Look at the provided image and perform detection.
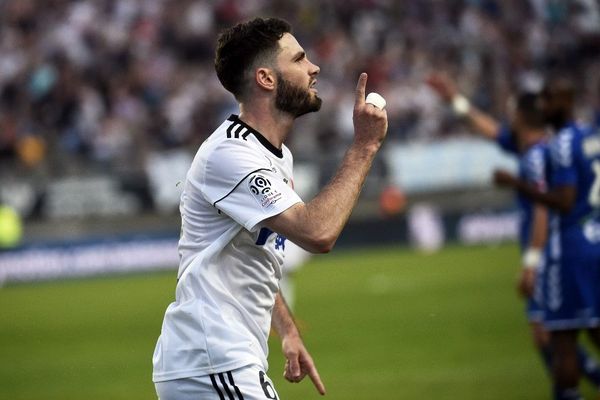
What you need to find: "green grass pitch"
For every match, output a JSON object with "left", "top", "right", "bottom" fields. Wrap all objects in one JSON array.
[{"left": 0, "top": 243, "right": 597, "bottom": 399}]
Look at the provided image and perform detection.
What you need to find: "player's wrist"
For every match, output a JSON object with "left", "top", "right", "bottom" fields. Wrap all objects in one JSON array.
[
  {"left": 451, "top": 95, "right": 471, "bottom": 116},
  {"left": 522, "top": 248, "right": 542, "bottom": 270},
  {"left": 281, "top": 330, "right": 302, "bottom": 346},
  {"left": 349, "top": 139, "right": 381, "bottom": 156}
]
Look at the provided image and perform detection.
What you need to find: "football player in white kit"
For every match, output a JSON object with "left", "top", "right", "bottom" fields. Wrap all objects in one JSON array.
[{"left": 153, "top": 17, "right": 388, "bottom": 399}]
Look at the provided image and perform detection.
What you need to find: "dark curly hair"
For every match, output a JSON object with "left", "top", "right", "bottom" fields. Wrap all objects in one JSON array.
[{"left": 215, "top": 18, "right": 292, "bottom": 101}]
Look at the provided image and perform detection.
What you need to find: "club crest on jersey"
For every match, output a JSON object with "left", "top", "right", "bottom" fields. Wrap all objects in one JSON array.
[{"left": 248, "top": 174, "right": 282, "bottom": 208}]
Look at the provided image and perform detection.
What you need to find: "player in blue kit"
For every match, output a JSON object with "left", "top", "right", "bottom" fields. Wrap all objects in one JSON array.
[
  {"left": 495, "top": 78, "right": 600, "bottom": 400},
  {"left": 428, "top": 74, "right": 600, "bottom": 398}
]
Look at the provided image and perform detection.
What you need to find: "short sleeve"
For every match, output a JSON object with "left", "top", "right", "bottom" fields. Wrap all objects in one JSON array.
[
  {"left": 200, "top": 140, "right": 302, "bottom": 232},
  {"left": 215, "top": 169, "right": 302, "bottom": 232},
  {"left": 523, "top": 145, "right": 548, "bottom": 192},
  {"left": 550, "top": 128, "right": 578, "bottom": 186},
  {"left": 496, "top": 123, "right": 518, "bottom": 154}
]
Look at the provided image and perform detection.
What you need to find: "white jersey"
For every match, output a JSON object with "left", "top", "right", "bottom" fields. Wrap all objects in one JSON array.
[{"left": 153, "top": 115, "right": 302, "bottom": 382}]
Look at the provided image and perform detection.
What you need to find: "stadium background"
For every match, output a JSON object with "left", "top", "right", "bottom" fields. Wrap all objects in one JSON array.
[{"left": 1, "top": 0, "right": 600, "bottom": 398}]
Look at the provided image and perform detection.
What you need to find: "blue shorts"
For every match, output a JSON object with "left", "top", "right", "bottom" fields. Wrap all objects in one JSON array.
[{"left": 542, "top": 225, "right": 600, "bottom": 331}]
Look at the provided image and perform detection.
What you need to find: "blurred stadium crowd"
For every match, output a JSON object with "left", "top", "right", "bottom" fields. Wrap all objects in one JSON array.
[{"left": 1, "top": 0, "right": 600, "bottom": 222}]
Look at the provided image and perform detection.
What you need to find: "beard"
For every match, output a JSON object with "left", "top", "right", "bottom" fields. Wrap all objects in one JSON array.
[{"left": 275, "top": 73, "right": 322, "bottom": 118}]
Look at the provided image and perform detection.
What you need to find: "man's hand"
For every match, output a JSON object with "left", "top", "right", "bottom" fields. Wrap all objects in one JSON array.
[
  {"left": 352, "top": 73, "right": 388, "bottom": 152},
  {"left": 517, "top": 268, "right": 536, "bottom": 298},
  {"left": 493, "top": 169, "right": 519, "bottom": 188},
  {"left": 281, "top": 333, "right": 326, "bottom": 395},
  {"left": 426, "top": 73, "right": 458, "bottom": 102}
]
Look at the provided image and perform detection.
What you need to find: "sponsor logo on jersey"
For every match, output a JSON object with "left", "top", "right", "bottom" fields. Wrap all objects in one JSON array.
[{"left": 248, "top": 174, "right": 282, "bottom": 208}]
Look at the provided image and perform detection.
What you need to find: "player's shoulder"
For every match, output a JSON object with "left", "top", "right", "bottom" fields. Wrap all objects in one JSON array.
[
  {"left": 550, "top": 123, "right": 582, "bottom": 166},
  {"left": 521, "top": 141, "right": 547, "bottom": 176},
  {"left": 205, "top": 115, "right": 259, "bottom": 149},
  {"left": 524, "top": 143, "right": 546, "bottom": 164},
  {"left": 554, "top": 122, "right": 586, "bottom": 143},
  {"left": 203, "top": 115, "right": 271, "bottom": 166},
  {"left": 582, "top": 122, "right": 600, "bottom": 138},
  {"left": 581, "top": 123, "right": 600, "bottom": 160},
  {"left": 495, "top": 123, "right": 518, "bottom": 154},
  {"left": 187, "top": 116, "right": 272, "bottom": 195},
  {"left": 520, "top": 136, "right": 547, "bottom": 161},
  {"left": 527, "top": 138, "right": 548, "bottom": 154},
  {"left": 281, "top": 143, "right": 293, "bottom": 162}
]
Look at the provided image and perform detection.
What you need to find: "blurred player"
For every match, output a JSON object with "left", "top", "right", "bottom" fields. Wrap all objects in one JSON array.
[
  {"left": 152, "top": 18, "right": 388, "bottom": 400},
  {"left": 428, "top": 74, "right": 600, "bottom": 397},
  {"left": 279, "top": 240, "right": 311, "bottom": 310},
  {"left": 494, "top": 78, "right": 600, "bottom": 400}
]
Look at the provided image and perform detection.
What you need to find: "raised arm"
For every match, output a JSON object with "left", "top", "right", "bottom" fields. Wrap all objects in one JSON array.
[
  {"left": 264, "top": 73, "right": 388, "bottom": 253},
  {"left": 272, "top": 292, "right": 326, "bottom": 395},
  {"left": 426, "top": 73, "right": 500, "bottom": 140}
]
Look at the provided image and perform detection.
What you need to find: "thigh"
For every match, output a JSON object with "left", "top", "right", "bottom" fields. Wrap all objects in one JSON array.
[{"left": 155, "top": 364, "right": 281, "bottom": 400}]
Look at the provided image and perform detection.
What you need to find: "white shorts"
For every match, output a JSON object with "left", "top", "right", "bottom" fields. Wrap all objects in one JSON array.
[{"left": 155, "top": 364, "right": 280, "bottom": 400}]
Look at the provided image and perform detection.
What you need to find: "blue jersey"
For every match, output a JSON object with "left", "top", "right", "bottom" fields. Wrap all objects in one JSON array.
[
  {"left": 549, "top": 122, "right": 600, "bottom": 232},
  {"left": 540, "top": 123, "right": 600, "bottom": 330},
  {"left": 497, "top": 125, "right": 550, "bottom": 251}
]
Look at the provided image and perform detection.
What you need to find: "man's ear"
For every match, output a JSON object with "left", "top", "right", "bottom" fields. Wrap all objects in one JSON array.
[{"left": 256, "top": 67, "right": 276, "bottom": 92}]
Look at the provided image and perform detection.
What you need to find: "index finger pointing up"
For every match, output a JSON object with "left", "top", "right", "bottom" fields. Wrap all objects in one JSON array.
[{"left": 355, "top": 73, "right": 367, "bottom": 107}]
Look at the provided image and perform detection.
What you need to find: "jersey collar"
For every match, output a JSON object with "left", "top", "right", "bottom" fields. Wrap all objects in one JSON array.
[{"left": 228, "top": 115, "right": 283, "bottom": 158}]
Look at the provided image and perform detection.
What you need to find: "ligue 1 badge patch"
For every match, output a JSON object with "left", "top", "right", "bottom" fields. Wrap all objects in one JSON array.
[{"left": 248, "top": 174, "right": 282, "bottom": 209}]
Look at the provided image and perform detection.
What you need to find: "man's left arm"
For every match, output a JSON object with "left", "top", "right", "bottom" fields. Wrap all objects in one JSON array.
[{"left": 272, "top": 293, "right": 326, "bottom": 395}]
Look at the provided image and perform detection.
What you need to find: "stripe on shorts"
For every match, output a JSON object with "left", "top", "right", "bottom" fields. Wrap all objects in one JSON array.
[
  {"left": 210, "top": 371, "right": 244, "bottom": 400},
  {"left": 227, "top": 371, "right": 244, "bottom": 400},
  {"left": 210, "top": 374, "right": 226, "bottom": 400},
  {"left": 218, "top": 373, "right": 235, "bottom": 400}
]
